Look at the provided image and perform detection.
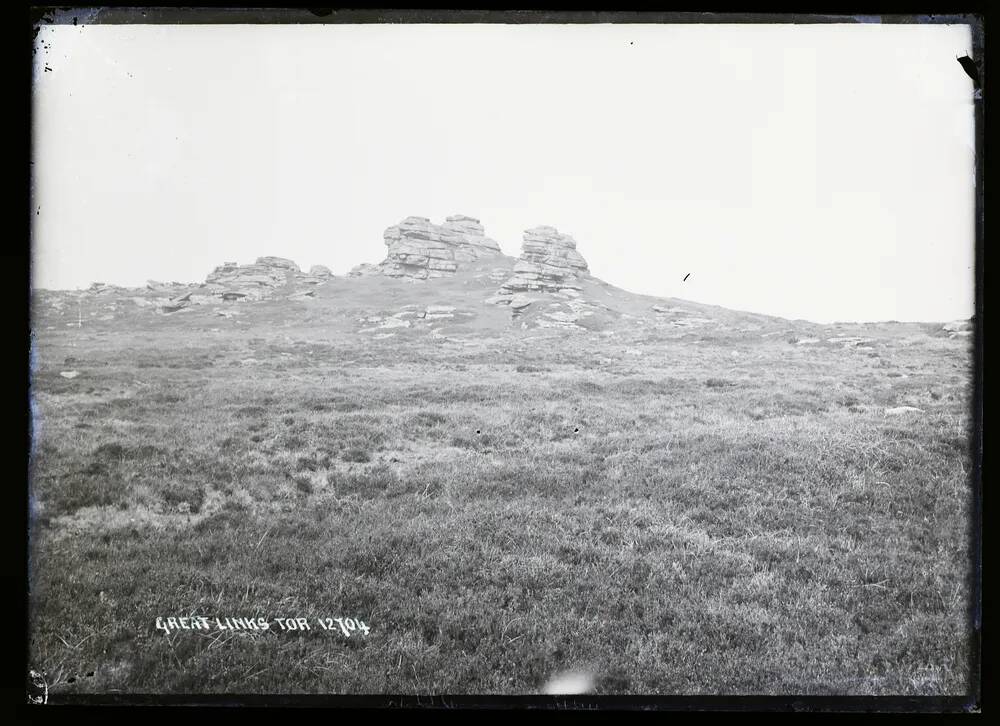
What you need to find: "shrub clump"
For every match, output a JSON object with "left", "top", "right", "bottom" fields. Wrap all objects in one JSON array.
[
  {"left": 161, "top": 483, "right": 206, "bottom": 513},
  {"left": 412, "top": 411, "right": 448, "bottom": 428},
  {"left": 515, "top": 364, "right": 550, "bottom": 373},
  {"left": 705, "top": 378, "right": 734, "bottom": 388},
  {"left": 342, "top": 447, "right": 371, "bottom": 463}
]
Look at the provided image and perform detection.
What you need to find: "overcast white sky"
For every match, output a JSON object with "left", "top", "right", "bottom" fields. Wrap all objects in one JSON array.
[{"left": 32, "top": 22, "right": 975, "bottom": 323}]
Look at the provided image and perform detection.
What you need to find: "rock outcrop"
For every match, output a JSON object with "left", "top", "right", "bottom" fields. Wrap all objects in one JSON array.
[
  {"left": 357, "top": 304, "right": 473, "bottom": 334},
  {"left": 256, "top": 256, "right": 301, "bottom": 273},
  {"left": 942, "top": 319, "right": 973, "bottom": 338},
  {"left": 485, "top": 227, "right": 607, "bottom": 329},
  {"left": 375, "top": 215, "right": 502, "bottom": 280},
  {"left": 491, "top": 226, "right": 590, "bottom": 305},
  {"left": 204, "top": 256, "right": 302, "bottom": 301},
  {"left": 294, "top": 265, "right": 335, "bottom": 286}
]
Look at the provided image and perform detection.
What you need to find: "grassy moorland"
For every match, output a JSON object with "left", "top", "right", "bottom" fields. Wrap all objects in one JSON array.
[{"left": 27, "top": 272, "right": 975, "bottom": 696}]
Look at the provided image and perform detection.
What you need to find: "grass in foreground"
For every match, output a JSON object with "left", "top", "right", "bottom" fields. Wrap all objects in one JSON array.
[{"left": 27, "top": 319, "right": 974, "bottom": 695}]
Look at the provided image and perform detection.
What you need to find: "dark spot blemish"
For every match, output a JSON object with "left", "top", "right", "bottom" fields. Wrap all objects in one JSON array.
[{"left": 957, "top": 55, "right": 980, "bottom": 89}]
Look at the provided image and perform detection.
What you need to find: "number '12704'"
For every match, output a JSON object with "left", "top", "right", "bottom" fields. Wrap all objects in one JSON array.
[{"left": 318, "top": 617, "right": 371, "bottom": 637}]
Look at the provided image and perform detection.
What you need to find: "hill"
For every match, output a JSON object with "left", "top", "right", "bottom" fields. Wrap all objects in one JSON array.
[{"left": 27, "top": 217, "right": 975, "bottom": 697}]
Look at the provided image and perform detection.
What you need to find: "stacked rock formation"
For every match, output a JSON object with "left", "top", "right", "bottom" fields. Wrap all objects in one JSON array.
[
  {"left": 256, "top": 256, "right": 301, "bottom": 273},
  {"left": 491, "top": 226, "right": 590, "bottom": 305},
  {"left": 440, "top": 215, "right": 503, "bottom": 259},
  {"left": 204, "top": 256, "right": 302, "bottom": 301},
  {"left": 376, "top": 215, "right": 502, "bottom": 280}
]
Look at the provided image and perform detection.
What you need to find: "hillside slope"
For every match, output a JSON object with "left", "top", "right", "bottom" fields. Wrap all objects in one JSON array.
[{"left": 27, "top": 224, "right": 975, "bottom": 697}]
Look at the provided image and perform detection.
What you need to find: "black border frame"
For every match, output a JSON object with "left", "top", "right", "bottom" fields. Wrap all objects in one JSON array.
[{"left": 17, "top": 5, "right": 985, "bottom": 714}]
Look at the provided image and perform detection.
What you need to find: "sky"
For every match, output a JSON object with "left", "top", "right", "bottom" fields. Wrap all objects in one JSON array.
[{"left": 31, "top": 22, "right": 976, "bottom": 323}]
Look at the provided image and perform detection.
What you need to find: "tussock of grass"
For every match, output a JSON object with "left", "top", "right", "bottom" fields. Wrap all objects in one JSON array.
[{"left": 341, "top": 447, "right": 372, "bottom": 464}]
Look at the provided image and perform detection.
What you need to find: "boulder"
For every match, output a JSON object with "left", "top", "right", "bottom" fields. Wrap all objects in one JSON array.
[
  {"left": 348, "top": 263, "right": 379, "bottom": 277},
  {"left": 827, "top": 336, "right": 874, "bottom": 347},
  {"left": 943, "top": 319, "right": 973, "bottom": 333},
  {"left": 295, "top": 275, "right": 331, "bottom": 286},
  {"left": 359, "top": 316, "right": 412, "bottom": 333},
  {"left": 885, "top": 406, "right": 924, "bottom": 416},
  {"left": 424, "top": 305, "right": 456, "bottom": 319}
]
